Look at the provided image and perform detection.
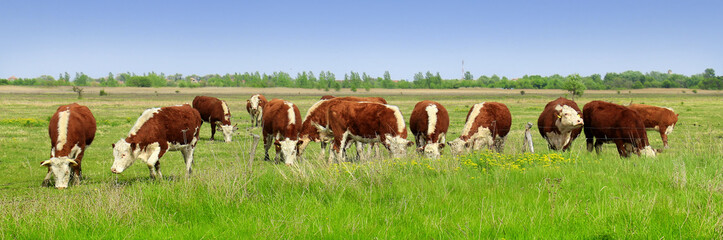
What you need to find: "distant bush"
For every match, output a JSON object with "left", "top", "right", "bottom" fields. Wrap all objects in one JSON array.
[
  {"left": 520, "top": 90, "right": 525, "bottom": 95},
  {"left": 99, "top": 89, "right": 108, "bottom": 96}
]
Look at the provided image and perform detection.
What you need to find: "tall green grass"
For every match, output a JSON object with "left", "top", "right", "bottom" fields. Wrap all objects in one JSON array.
[{"left": 1, "top": 90, "right": 721, "bottom": 238}]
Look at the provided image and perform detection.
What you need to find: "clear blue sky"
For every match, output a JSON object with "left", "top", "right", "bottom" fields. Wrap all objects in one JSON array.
[{"left": 1, "top": 0, "right": 721, "bottom": 80}]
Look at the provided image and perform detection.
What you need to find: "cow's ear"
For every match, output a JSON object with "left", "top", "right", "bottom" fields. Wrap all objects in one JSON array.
[
  {"left": 130, "top": 143, "right": 137, "bottom": 150},
  {"left": 439, "top": 143, "right": 446, "bottom": 149},
  {"left": 40, "top": 159, "right": 52, "bottom": 167},
  {"left": 464, "top": 141, "right": 472, "bottom": 148},
  {"left": 112, "top": 143, "right": 115, "bottom": 148},
  {"left": 416, "top": 146, "right": 423, "bottom": 153},
  {"left": 296, "top": 140, "right": 304, "bottom": 146},
  {"left": 406, "top": 141, "right": 414, "bottom": 147}
]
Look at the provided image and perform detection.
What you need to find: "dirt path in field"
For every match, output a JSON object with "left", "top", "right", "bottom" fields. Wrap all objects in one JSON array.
[{"left": 0, "top": 86, "right": 719, "bottom": 96}]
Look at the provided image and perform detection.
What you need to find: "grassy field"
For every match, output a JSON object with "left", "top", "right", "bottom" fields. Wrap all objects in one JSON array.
[{"left": 1, "top": 87, "right": 721, "bottom": 239}]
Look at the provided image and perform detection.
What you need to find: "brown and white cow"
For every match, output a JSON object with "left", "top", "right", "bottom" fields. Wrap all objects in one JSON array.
[
  {"left": 192, "top": 96, "right": 237, "bottom": 142},
  {"left": 111, "top": 104, "right": 203, "bottom": 179},
  {"left": 298, "top": 96, "right": 388, "bottom": 158},
  {"left": 42, "top": 103, "right": 96, "bottom": 189},
  {"left": 583, "top": 101, "right": 656, "bottom": 157},
  {"left": 410, "top": 100, "right": 449, "bottom": 159},
  {"left": 246, "top": 94, "right": 268, "bottom": 127},
  {"left": 319, "top": 95, "right": 388, "bottom": 104},
  {"left": 448, "top": 102, "right": 512, "bottom": 155},
  {"left": 262, "top": 99, "right": 303, "bottom": 165},
  {"left": 627, "top": 103, "right": 678, "bottom": 148},
  {"left": 537, "top": 97, "right": 584, "bottom": 151},
  {"left": 317, "top": 101, "right": 412, "bottom": 163}
]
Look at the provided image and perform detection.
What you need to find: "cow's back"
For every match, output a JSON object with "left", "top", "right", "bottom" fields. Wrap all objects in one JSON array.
[
  {"left": 263, "top": 99, "right": 301, "bottom": 139},
  {"left": 193, "top": 96, "right": 229, "bottom": 123},
  {"left": 471, "top": 102, "right": 512, "bottom": 138},
  {"left": 538, "top": 97, "right": 582, "bottom": 137},
  {"left": 128, "top": 105, "right": 202, "bottom": 146},
  {"left": 328, "top": 102, "right": 406, "bottom": 139},
  {"left": 48, "top": 103, "right": 96, "bottom": 156},
  {"left": 628, "top": 104, "right": 678, "bottom": 129},
  {"left": 584, "top": 101, "right": 648, "bottom": 143},
  {"left": 410, "top": 101, "right": 449, "bottom": 140}
]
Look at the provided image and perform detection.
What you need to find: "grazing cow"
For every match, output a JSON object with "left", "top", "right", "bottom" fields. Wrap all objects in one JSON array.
[
  {"left": 246, "top": 94, "right": 268, "bottom": 127},
  {"left": 42, "top": 103, "right": 96, "bottom": 189},
  {"left": 192, "top": 96, "right": 237, "bottom": 142},
  {"left": 583, "top": 101, "right": 656, "bottom": 157},
  {"left": 537, "top": 97, "right": 584, "bottom": 151},
  {"left": 448, "top": 102, "right": 512, "bottom": 155},
  {"left": 627, "top": 103, "right": 679, "bottom": 148},
  {"left": 409, "top": 100, "right": 450, "bottom": 159},
  {"left": 111, "top": 104, "right": 203, "bottom": 179},
  {"left": 262, "top": 99, "right": 303, "bottom": 165},
  {"left": 317, "top": 101, "right": 412, "bottom": 163},
  {"left": 298, "top": 96, "right": 388, "bottom": 158},
  {"left": 319, "top": 95, "right": 388, "bottom": 104}
]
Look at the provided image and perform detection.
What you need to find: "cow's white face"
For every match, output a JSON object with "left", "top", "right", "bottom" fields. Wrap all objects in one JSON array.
[
  {"left": 386, "top": 135, "right": 411, "bottom": 159},
  {"left": 641, "top": 146, "right": 657, "bottom": 157},
  {"left": 423, "top": 143, "right": 444, "bottom": 159},
  {"left": 41, "top": 157, "right": 77, "bottom": 189},
  {"left": 217, "top": 124, "right": 238, "bottom": 142},
  {"left": 278, "top": 138, "right": 300, "bottom": 165},
  {"left": 447, "top": 138, "right": 468, "bottom": 156},
  {"left": 297, "top": 135, "right": 312, "bottom": 155},
  {"left": 111, "top": 139, "right": 136, "bottom": 174},
  {"left": 555, "top": 105, "right": 583, "bottom": 130}
]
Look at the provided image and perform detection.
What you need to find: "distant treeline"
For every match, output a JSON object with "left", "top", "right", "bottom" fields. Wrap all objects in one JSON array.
[{"left": 1, "top": 69, "right": 721, "bottom": 90}]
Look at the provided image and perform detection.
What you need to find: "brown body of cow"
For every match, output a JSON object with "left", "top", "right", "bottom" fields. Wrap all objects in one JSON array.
[
  {"left": 192, "top": 96, "right": 237, "bottom": 142},
  {"left": 627, "top": 103, "right": 678, "bottom": 148},
  {"left": 583, "top": 101, "right": 656, "bottom": 157},
  {"left": 319, "top": 95, "right": 388, "bottom": 104},
  {"left": 42, "top": 103, "right": 96, "bottom": 189},
  {"left": 111, "top": 104, "right": 203, "bottom": 179},
  {"left": 537, "top": 97, "right": 584, "bottom": 151},
  {"left": 299, "top": 97, "right": 388, "bottom": 158},
  {"left": 246, "top": 94, "right": 268, "bottom": 127},
  {"left": 409, "top": 100, "right": 450, "bottom": 159},
  {"left": 319, "top": 101, "right": 411, "bottom": 163},
  {"left": 262, "top": 99, "right": 303, "bottom": 165},
  {"left": 448, "top": 102, "right": 512, "bottom": 155}
]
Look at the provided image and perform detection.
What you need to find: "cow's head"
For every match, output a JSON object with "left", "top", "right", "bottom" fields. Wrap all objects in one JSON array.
[
  {"left": 40, "top": 157, "right": 78, "bottom": 189},
  {"left": 275, "top": 138, "right": 303, "bottom": 165},
  {"left": 216, "top": 122, "right": 238, "bottom": 142},
  {"left": 111, "top": 139, "right": 138, "bottom": 174},
  {"left": 447, "top": 138, "right": 471, "bottom": 156},
  {"left": 419, "top": 142, "right": 445, "bottom": 159},
  {"left": 555, "top": 105, "right": 584, "bottom": 130},
  {"left": 386, "top": 135, "right": 412, "bottom": 159},
  {"left": 297, "top": 135, "right": 312, "bottom": 156}
]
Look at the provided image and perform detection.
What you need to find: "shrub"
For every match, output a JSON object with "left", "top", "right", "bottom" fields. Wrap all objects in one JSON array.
[
  {"left": 99, "top": 89, "right": 108, "bottom": 96},
  {"left": 520, "top": 90, "right": 526, "bottom": 95}
]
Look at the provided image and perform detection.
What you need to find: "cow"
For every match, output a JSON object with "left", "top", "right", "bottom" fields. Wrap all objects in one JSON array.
[
  {"left": 316, "top": 101, "right": 412, "bottom": 163},
  {"left": 582, "top": 101, "right": 656, "bottom": 157},
  {"left": 246, "top": 94, "right": 268, "bottom": 127},
  {"left": 111, "top": 104, "right": 203, "bottom": 179},
  {"left": 448, "top": 102, "right": 512, "bottom": 155},
  {"left": 409, "top": 100, "right": 449, "bottom": 159},
  {"left": 41, "top": 103, "right": 96, "bottom": 189},
  {"left": 627, "top": 103, "right": 679, "bottom": 148},
  {"left": 298, "top": 96, "right": 388, "bottom": 159},
  {"left": 319, "top": 95, "right": 388, "bottom": 104},
  {"left": 537, "top": 97, "right": 584, "bottom": 151},
  {"left": 262, "top": 99, "right": 303, "bottom": 165},
  {"left": 192, "top": 96, "right": 237, "bottom": 142}
]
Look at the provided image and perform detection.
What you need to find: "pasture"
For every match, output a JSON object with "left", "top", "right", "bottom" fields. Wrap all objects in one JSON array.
[{"left": 1, "top": 86, "right": 721, "bottom": 239}]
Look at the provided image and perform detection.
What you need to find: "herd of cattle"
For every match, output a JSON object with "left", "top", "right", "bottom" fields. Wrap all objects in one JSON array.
[{"left": 40, "top": 94, "right": 678, "bottom": 189}]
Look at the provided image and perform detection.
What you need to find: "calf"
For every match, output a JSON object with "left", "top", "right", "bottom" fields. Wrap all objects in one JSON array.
[
  {"left": 192, "top": 96, "right": 237, "bottom": 142},
  {"left": 448, "top": 102, "right": 512, "bottom": 155},
  {"left": 409, "top": 100, "right": 449, "bottom": 159},
  {"left": 583, "top": 101, "right": 656, "bottom": 157},
  {"left": 537, "top": 97, "right": 584, "bottom": 151},
  {"left": 111, "top": 104, "right": 203, "bottom": 179},
  {"left": 42, "top": 103, "right": 96, "bottom": 189},
  {"left": 262, "top": 99, "right": 303, "bottom": 165},
  {"left": 246, "top": 94, "right": 268, "bottom": 127},
  {"left": 317, "top": 101, "right": 411, "bottom": 163},
  {"left": 627, "top": 103, "right": 678, "bottom": 148}
]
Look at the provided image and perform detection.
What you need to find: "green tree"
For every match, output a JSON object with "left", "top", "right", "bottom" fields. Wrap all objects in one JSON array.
[
  {"left": 464, "top": 71, "right": 473, "bottom": 80},
  {"left": 74, "top": 72, "right": 89, "bottom": 86},
  {"left": 562, "top": 74, "right": 586, "bottom": 99}
]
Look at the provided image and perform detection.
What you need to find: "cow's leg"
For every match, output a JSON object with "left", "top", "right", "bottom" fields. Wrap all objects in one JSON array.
[
  {"left": 145, "top": 147, "right": 163, "bottom": 179},
  {"left": 182, "top": 147, "right": 194, "bottom": 176},
  {"left": 586, "top": 135, "right": 594, "bottom": 152},
  {"left": 42, "top": 168, "right": 52, "bottom": 187},
  {"left": 72, "top": 150, "right": 85, "bottom": 185},
  {"left": 263, "top": 135, "right": 272, "bottom": 161},
  {"left": 210, "top": 122, "right": 217, "bottom": 141},
  {"left": 614, "top": 140, "right": 629, "bottom": 157},
  {"left": 275, "top": 143, "right": 282, "bottom": 163},
  {"left": 494, "top": 136, "right": 505, "bottom": 153},
  {"left": 594, "top": 139, "right": 603, "bottom": 154},
  {"left": 319, "top": 141, "right": 327, "bottom": 160},
  {"left": 660, "top": 127, "right": 669, "bottom": 149}
]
